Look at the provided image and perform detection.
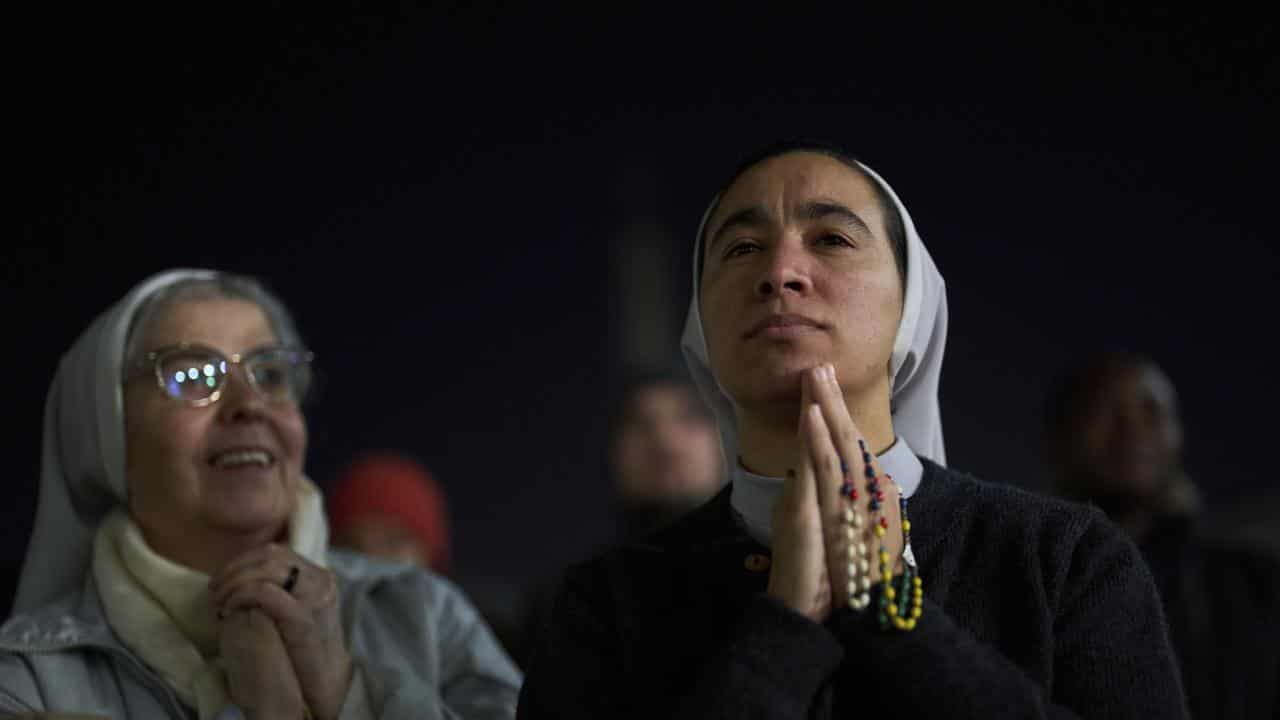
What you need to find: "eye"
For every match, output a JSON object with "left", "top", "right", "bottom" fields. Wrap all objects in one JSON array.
[
  {"left": 817, "top": 233, "right": 855, "bottom": 248},
  {"left": 723, "top": 240, "right": 761, "bottom": 259}
]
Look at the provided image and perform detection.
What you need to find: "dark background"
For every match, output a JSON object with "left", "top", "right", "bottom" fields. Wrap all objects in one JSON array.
[{"left": 6, "top": 5, "right": 1278, "bottom": 615}]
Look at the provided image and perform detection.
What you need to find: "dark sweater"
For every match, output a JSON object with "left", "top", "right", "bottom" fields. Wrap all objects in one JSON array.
[
  {"left": 1140, "top": 515, "right": 1280, "bottom": 719},
  {"left": 518, "top": 459, "right": 1189, "bottom": 718}
]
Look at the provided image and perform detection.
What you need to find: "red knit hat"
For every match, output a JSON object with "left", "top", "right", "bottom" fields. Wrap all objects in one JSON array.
[{"left": 326, "top": 451, "right": 452, "bottom": 574}]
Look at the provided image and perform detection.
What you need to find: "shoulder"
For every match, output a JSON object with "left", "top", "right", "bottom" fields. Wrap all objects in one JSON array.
[
  {"left": 0, "top": 588, "right": 110, "bottom": 653},
  {"left": 916, "top": 460, "right": 1147, "bottom": 600},
  {"left": 0, "top": 589, "right": 123, "bottom": 714},
  {"left": 571, "top": 487, "right": 735, "bottom": 567},
  {"left": 329, "top": 548, "right": 485, "bottom": 630},
  {"left": 639, "top": 485, "right": 743, "bottom": 556},
  {"left": 553, "top": 488, "right": 753, "bottom": 622},
  {"left": 918, "top": 458, "right": 1114, "bottom": 548},
  {"left": 328, "top": 549, "right": 522, "bottom": 692}
]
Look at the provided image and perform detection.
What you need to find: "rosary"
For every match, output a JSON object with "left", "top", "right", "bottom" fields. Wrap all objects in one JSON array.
[{"left": 840, "top": 439, "right": 923, "bottom": 630}]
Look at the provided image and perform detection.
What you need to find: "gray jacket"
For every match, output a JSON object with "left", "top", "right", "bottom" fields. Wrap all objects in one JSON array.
[{"left": 0, "top": 549, "right": 521, "bottom": 718}]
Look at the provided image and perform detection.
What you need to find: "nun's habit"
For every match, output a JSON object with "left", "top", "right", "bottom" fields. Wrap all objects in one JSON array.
[{"left": 518, "top": 159, "right": 1188, "bottom": 718}]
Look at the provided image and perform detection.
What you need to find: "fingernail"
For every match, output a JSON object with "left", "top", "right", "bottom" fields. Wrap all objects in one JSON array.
[{"left": 827, "top": 364, "right": 838, "bottom": 384}]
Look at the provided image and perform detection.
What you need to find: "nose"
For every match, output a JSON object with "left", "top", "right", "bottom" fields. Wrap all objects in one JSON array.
[
  {"left": 216, "top": 365, "right": 268, "bottom": 423},
  {"left": 755, "top": 238, "right": 812, "bottom": 299}
]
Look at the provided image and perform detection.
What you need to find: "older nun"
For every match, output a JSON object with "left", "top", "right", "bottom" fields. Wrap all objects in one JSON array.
[{"left": 0, "top": 270, "right": 520, "bottom": 719}]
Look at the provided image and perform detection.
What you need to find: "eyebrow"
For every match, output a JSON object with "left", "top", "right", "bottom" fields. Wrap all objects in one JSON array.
[
  {"left": 799, "top": 201, "right": 872, "bottom": 235},
  {"left": 707, "top": 205, "right": 771, "bottom": 254},
  {"left": 706, "top": 200, "right": 873, "bottom": 255}
]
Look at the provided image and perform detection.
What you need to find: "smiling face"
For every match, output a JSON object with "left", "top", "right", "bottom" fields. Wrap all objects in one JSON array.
[
  {"left": 123, "top": 298, "right": 307, "bottom": 561},
  {"left": 699, "top": 151, "right": 904, "bottom": 415}
]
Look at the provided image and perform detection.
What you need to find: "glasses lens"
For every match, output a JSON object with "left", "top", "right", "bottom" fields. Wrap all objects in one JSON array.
[
  {"left": 247, "top": 348, "right": 312, "bottom": 403},
  {"left": 157, "top": 349, "right": 226, "bottom": 403}
]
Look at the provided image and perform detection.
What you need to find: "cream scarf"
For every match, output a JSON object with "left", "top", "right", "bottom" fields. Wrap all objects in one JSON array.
[{"left": 92, "top": 479, "right": 329, "bottom": 718}]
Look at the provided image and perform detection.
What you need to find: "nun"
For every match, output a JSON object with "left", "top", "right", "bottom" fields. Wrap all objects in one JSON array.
[
  {"left": 518, "top": 142, "right": 1189, "bottom": 718},
  {"left": 0, "top": 270, "right": 520, "bottom": 719}
]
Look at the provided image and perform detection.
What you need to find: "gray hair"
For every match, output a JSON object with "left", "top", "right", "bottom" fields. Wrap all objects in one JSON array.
[{"left": 123, "top": 273, "right": 305, "bottom": 369}]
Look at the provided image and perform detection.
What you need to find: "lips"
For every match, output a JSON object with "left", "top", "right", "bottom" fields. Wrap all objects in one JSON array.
[
  {"left": 744, "top": 313, "right": 826, "bottom": 339},
  {"left": 208, "top": 446, "right": 277, "bottom": 469}
]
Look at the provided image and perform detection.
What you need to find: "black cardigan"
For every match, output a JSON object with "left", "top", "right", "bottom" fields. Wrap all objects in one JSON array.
[{"left": 518, "top": 459, "right": 1189, "bottom": 718}]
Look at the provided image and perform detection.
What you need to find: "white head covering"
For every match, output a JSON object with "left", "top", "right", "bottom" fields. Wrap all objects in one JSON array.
[
  {"left": 679, "top": 154, "right": 949, "bottom": 486},
  {"left": 14, "top": 269, "right": 216, "bottom": 613}
]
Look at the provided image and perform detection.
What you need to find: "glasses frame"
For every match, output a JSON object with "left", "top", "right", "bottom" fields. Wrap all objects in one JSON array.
[{"left": 125, "top": 342, "right": 315, "bottom": 408}]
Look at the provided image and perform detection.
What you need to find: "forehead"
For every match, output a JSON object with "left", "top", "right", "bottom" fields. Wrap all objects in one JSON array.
[
  {"left": 138, "top": 298, "right": 276, "bottom": 352},
  {"left": 710, "top": 152, "right": 882, "bottom": 226},
  {"left": 1087, "top": 364, "right": 1176, "bottom": 410}
]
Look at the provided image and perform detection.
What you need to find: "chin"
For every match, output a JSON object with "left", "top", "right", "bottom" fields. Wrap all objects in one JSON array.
[
  {"left": 720, "top": 364, "right": 808, "bottom": 410},
  {"left": 207, "top": 494, "right": 293, "bottom": 535},
  {"left": 745, "top": 344, "right": 830, "bottom": 383}
]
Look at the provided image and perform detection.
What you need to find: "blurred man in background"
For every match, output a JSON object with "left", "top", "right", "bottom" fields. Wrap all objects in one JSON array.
[{"left": 1045, "top": 351, "right": 1280, "bottom": 719}]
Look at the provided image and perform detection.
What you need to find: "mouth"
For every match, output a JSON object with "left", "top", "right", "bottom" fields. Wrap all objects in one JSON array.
[
  {"left": 207, "top": 447, "right": 278, "bottom": 470},
  {"left": 744, "top": 313, "right": 826, "bottom": 340}
]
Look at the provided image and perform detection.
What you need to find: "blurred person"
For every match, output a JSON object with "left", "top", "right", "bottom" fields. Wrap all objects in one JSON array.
[
  {"left": 610, "top": 369, "right": 726, "bottom": 539},
  {"left": 328, "top": 451, "right": 452, "bottom": 573},
  {"left": 0, "top": 270, "right": 519, "bottom": 718},
  {"left": 326, "top": 450, "right": 535, "bottom": 673},
  {"left": 1046, "top": 351, "right": 1280, "bottom": 719},
  {"left": 518, "top": 141, "right": 1188, "bottom": 718},
  {"left": 510, "top": 371, "right": 725, "bottom": 669}
]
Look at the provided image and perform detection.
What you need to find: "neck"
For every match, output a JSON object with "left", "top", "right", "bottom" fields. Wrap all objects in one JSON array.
[
  {"left": 737, "top": 391, "right": 896, "bottom": 478},
  {"left": 131, "top": 516, "right": 289, "bottom": 576}
]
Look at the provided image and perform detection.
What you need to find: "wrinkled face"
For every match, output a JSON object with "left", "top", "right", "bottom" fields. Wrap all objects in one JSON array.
[
  {"left": 1067, "top": 363, "right": 1183, "bottom": 500},
  {"left": 612, "top": 383, "right": 723, "bottom": 502},
  {"left": 699, "top": 152, "right": 904, "bottom": 410},
  {"left": 332, "top": 516, "right": 430, "bottom": 567},
  {"left": 123, "top": 299, "right": 307, "bottom": 549}
]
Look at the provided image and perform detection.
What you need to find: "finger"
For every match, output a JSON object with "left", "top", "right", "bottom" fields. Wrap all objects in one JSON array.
[
  {"left": 210, "top": 543, "right": 289, "bottom": 594},
  {"left": 776, "top": 465, "right": 798, "bottom": 518},
  {"left": 220, "top": 578, "right": 309, "bottom": 631},
  {"left": 213, "top": 563, "right": 294, "bottom": 609},
  {"left": 219, "top": 607, "right": 279, "bottom": 650},
  {"left": 802, "top": 398, "right": 843, "bottom": 521},
  {"left": 792, "top": 403, "right": 825, "bottom": 524},
  {"left": 212, "top": 548, "right": 318, "bottom": 607},
  {"left": 810, "top": 363, "right": 873, "bottom": 486},
  {"left": 804, "top": 399, "right": 861, "bottom": 594}
]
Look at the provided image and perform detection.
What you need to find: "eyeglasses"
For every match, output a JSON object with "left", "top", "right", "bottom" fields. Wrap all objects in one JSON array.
[{"left": 126, "top": 343, "right": 315, "bottom": 407}]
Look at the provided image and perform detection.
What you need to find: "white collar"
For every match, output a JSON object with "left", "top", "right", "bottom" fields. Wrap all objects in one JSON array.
[{"left": 730, "top": 436, "right": 923, "bottom": 547}]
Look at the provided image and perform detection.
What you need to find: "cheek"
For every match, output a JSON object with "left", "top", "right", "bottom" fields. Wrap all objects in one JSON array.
[
  {"left": 280, "top": 413, "right": 308, "bottom": 465},
  {"left": 698, "top": 283, "right": 737, "bottom": 371},
  {"left": 126, "top": 401, "right": 182, "bottom": 465},
  {"left": 831, "top": 277, "right": 902, "bottom": 359},
  {"left": 124, "top": 402, "right": 207, "bottom": 502}
]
